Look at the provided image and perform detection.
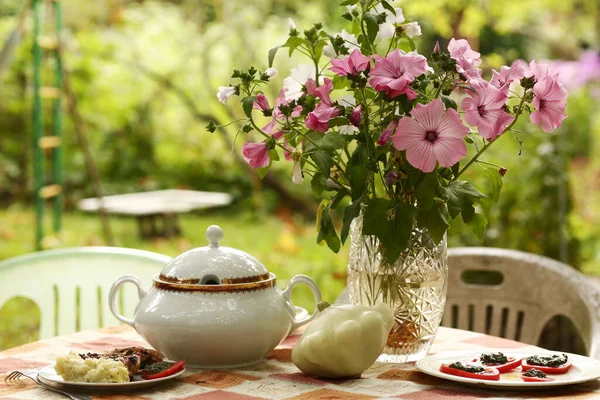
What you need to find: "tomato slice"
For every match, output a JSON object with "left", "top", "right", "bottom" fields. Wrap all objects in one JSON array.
[
  {"left": 521, "top": 357, "right": 572, "bottom": 375},
  {"left": 478, "top": 357, "right": 522, "bottom": 373},
  {"left": 521, "top": 375, "right": 554, "bottom": 382},
  {"left": 142, "top": 360, "right": 186, "bottom": 380},
  {"left": 439, "top": 364, "right": 500, "bottom": 381}
]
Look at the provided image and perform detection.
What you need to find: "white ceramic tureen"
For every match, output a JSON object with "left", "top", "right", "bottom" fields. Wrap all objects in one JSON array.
[{"left": 109, "top": 225, "right": 322, "bottom": 368}]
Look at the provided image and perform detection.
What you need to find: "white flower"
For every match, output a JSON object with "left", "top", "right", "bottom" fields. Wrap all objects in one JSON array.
[
  {"left": 265, "top": 67, "right": 278, "bottom": 78},
  {"left": 292, "top": 160, "right": 303, "bottom": 184},
  {"left": 288, "top": 18, "right": 296, "bottom": 31},
  {"left": 404, "top": 22, "right": 421, "bottom": 38},
  {"left": 339, "top": 125, "right": 359, "bottom": 135},
  {"left": 323, "top": 29, "right": 359, "bottom": 59},
  {"left": 217, "top": 86, "right": 236, "bottom": 104},
  {"left": 371, "top": 5, "right": 405, "bottom": 40},
  {"left": 346, "top": 5, "right": 357, "bottom": 14},
  {"left": 282, "top": 64, "right": 316, "bottom": 100}
]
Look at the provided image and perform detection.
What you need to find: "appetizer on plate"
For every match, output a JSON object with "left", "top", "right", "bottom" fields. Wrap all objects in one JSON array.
[
  {"left": 521, "top": 353, "right": 572, "bottom": 374},
  {"left": 475, "top": 352, "right": 521, "bottom": 373},
  {"left": 521, "top": 368, "right": 554, "bottom": 382},
  {"left": 439, "top": 361, "right": 501, "bottom": 381},
  {"left": 54, "top": 346, "right": 184, "bottom": 383}
]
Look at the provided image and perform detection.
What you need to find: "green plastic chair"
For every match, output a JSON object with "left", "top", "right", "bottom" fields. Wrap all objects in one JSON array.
[{"left": 0, "top": 247, "right": 171, "bottom": 340}]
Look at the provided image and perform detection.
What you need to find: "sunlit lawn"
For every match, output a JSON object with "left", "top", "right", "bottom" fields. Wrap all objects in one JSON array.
[{"left": 0, "top": 205, "right": 349, "bottom": 350}]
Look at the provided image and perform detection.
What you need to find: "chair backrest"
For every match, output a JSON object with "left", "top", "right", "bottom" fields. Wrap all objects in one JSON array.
[
  {"left": 0, "top": 247, "right": 171, "bottom": 339},
  {"left": 442, "top": 247, "right": 600, "bottom": 358}
]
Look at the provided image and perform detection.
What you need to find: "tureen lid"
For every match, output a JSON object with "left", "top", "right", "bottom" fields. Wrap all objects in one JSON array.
[{"left": 158, "top": 225, "right": 270, "bottom": 285}]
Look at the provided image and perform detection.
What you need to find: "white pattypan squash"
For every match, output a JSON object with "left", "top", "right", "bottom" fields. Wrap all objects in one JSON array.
[{"left": 291, "top": 301, "right": 394, "bottom": 378}]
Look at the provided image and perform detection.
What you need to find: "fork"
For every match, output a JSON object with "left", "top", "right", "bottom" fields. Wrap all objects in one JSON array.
[{"left": 5, "top": 370, "right": 91, "bottom": 400}]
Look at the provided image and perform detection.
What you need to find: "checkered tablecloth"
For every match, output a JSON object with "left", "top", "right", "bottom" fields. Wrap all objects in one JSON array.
[{"left": 1, "top": 325, "right": 600, "bottom": 399}]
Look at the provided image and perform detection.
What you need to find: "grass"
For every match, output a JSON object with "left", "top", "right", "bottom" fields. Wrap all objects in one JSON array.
[{"left": 0, "top": 205, "right": 349, "bottom": 350}]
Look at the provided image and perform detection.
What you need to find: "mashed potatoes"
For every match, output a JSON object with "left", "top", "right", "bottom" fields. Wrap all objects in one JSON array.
[{"left": 54, "top": 352, "right": 130, "bottom": 383}]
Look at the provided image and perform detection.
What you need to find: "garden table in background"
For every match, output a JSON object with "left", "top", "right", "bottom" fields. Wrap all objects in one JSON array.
[
  {"left": 78, "top": 189, "right": 232, "bottom": 239},
  {"left": 2, "top": 326, "right": 600, "bottom": 399}
]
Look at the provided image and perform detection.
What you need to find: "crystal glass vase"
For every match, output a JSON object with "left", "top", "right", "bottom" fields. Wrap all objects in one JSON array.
[{"left": 347, "top": 215, "right": 448, "bottom": 363}]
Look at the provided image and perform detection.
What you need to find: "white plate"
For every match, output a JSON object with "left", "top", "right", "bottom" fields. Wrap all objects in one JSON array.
[
  {"left": 416, "top": 349, "right": 600, "bottom": 390},
  {"left": 37, "top": 364, "right": 185, "bottom": 391}
]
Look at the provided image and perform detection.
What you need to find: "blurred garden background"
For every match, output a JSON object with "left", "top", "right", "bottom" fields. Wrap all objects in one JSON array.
[{"left": 0, "top": 0, "right": 599, "bottom": 350}]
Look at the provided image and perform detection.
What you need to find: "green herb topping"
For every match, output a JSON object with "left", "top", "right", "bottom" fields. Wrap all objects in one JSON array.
[
  {"left": 523, "top": 368, "right": 547, "bottom": 378},
  {"left": 480, "top": 352, "right": 509, "bottom": 365},
  {"left": 526, "top": 353, "right": 568, "bottom": 367},
  {"left": 142, "top": 361, "right": 173, "bottom": 374},
  {"left": 449, "top": 362, "right": 485, "bottom": 373}
]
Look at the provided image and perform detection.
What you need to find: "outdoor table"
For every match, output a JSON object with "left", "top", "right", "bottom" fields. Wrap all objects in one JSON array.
[
  {"left": 77, "top": 190, "right": 233, "bottom": 239},
  {"left": 1, "top": 326, "right": 599, "bottom": 399}
]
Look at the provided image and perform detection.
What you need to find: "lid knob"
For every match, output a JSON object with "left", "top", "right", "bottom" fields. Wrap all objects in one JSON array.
[{"left": 206, "top": 225, "right": 224, "bottom": 248}]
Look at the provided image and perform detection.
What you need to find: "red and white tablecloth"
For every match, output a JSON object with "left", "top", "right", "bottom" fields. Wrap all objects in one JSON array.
[{"left": 1, "top": 325, "right": 599, "bottom": 399}]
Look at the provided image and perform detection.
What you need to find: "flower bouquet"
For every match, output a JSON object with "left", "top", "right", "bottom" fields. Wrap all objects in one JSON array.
[{"left": 210, "top": 0, "right": 568, "bottom": 361}]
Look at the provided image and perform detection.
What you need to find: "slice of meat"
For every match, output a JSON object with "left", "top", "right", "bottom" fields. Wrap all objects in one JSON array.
[{"left": 110, "top": 347, "right": 163, "bottom": 367}]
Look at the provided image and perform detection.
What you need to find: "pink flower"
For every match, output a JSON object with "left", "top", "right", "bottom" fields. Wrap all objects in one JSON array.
[
  {"left": 461, "top": 82, "right": 515, "bottom": 140},
  {"left": 273, "top": 88, "right": 302, "bottom": 122},
  {"left": 330, "top": 49, "right": 371, "bottom": 77},
  {"left": 314, "top": 78, "right": 334, "bottom": 106},
  {"left": 305, "top": 102, "right": 340, "bottom": 133},
  {"left": 378, "top": 120, "right": 398, "bottom": 146},
  {"left": 242, "top": 142, "right": 270, "bottom": 168},
  {"left": 305, "top": 78, "right": 317, "bottom": 96},
  {"left": 530, "top": 76, "right": 568, "bottom": 132},
  {"left": 253, "top": 93, "right": 271, "bottom": 112},
  {"left": 350, "top": 105, "right": 362, "bottom": 127},
  {"left": 392, "top": 99, "right": 469, "bottom": 173},
  {"left": 448, "top": 38, "right": 481, "bottom": 72},
  {"left": 490, "top": 63, "right": 525, "bottom": 93},
  {"left": 368, "top": 50, "right": 427, "bottom": 100},
  {"left": 527, "top": 60, "right": 558, "bottom": 81},
  {"left": 448, "top": 38, "right": 483, "bottom": 84}
]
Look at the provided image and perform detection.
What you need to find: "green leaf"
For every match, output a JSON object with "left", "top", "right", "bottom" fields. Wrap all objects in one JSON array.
[
  {"left": 317, "top": 205, "right": 341, "bottom": 253},
  {"left": 311, "top": 173, "right": 328, "bottom": 197},
  {"left": 348, "top": 146, "right": 368, "bottom": 201},
  {"left": 328, "top": 117, "right": 350, "bottom": 128},
  {"left": 268, "top": 46, "right": 280, "bottom": 68},
  {"left": 330, "top": 189, "right": 348, "bottom": 209},
  {"left": 340, "top": 0, "right": 358, "bottom": 5},
  {"left": 362, "top": 199, "right": 416, "bottom": 264},
  {"left": 320, "top": 132, "right": 346, "bottom": 152},
  {"left": 445, "top": 180, "right": 487, "bottom": 219},
  {"left": 341, "top": 197, "right": 362, "bottom": 244},
  {"left": 481, "top": 164, "right": 503, "bottom": 203},
  {"left": 468, "top": 213, "right": 488, "bottom": 241},
  {"left": 441, "top": 95, "right": 458, "bottom": 111},
  {"left": 256, "top": 166, "right": 270, "bottom": 179},
  {"left": 407, "top": 37, "right": 416, "bottom": 51},
  {"left": 268, "top": 149, "right": 279, "bottom": 162},
  {"left": 311, "top": 151, "right": 334, "bottom": 178},
  {"left": 417, "top": 202, "right": 450, "bottom": 244},
  {"left": 242, "top": 96, "right": 257, "bottom": 118},
  {"left": 304, "top": 131, "right": 323, "bottom": 153},
  {"left": 283, "top": 36, "right": 306, "bottom": 57},
  {"left": 380, "top": 1, "right": 396, "bottom": 15},
  {"left": 332, "top": 75, "right": 349, "bottom": 90},
  {"left": 415, "top": 172, "right": 438, "bottom": 210},
  {"left": 451, "top": 162, "right": 460, "bottom": 178},
  {"left": 363, "top": 13, "right": 379, "bottom": 44}
]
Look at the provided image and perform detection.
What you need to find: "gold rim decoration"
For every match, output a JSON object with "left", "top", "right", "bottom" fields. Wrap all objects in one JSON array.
[
  {"left": 153, "top": 273, "right": 276, "bottom": 293},
  {"left": 158, "top": 272, "right": 271, "bottom": 285}
]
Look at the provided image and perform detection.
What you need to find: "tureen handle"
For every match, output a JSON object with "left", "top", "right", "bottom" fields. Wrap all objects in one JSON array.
[
  {"left": 282, "top": 275, "right": 322, "bottom": 332},
  {"left": 108, "top": 275, "right": 145, "bottom": 329}
]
